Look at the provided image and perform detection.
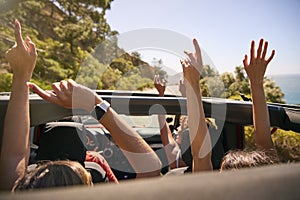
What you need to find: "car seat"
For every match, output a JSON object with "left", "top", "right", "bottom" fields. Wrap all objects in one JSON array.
[{"left": 36, "top": 120, "right": 116, "bottom": 183}]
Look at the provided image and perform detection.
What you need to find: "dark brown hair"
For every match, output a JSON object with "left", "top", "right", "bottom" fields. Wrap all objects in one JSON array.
[
  {"left": 220, "top": 149, "right": 279, "bottom": 172},
  {"left": 13, "top": 160, "right": 92, "bottom": 191}
]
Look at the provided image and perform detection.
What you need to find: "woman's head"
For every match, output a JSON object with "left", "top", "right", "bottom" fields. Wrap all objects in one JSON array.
[
  {"left": 13, "top": 160, "right": 92, "bottom": 191},
  {"left": 220, "top": 150, "right": 279, "bottom": 172}
]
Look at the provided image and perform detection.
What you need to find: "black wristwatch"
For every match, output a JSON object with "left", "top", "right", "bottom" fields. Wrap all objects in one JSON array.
[{"left": 91, "top": 100, "right": 110, "bottom": 121}]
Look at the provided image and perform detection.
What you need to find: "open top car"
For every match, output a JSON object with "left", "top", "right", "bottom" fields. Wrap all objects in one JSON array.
[{"left": 0, "top": 91, "right": 300, "bottom": 199}]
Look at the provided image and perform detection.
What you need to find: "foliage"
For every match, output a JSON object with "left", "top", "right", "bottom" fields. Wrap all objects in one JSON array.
[
  {"left": 264, "top": 78, "right": 285, "bottom": 103},
  {"left": 0, "top": 0, "right": 159, "bottom": 92},
  {"left": 244, "top": 126, "right": 300, "bottom": 163},
  {"left": 116, "top": 72, "right": 153, "bottom": 91},
  {"left": 272, "top": 130, "right": 300, "bottom": 162},
  {"left": 0, "top": 73, "right": 12, "bottom": 92},
  {"left": 197, "top": 65, "right": 285, "bottom": 104},
  {"left": 201, "top": 76, "right": 225, "bottom": 97}
]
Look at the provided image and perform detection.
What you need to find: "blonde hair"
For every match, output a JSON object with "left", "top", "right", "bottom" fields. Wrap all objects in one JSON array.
[{"left": 13, "top": 160, "right": 92, "bottom": 191}]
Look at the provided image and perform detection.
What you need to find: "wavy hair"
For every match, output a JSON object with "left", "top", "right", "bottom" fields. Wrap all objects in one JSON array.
[{"left": 13, "top": 160, "right": 92, "bottom": 191}]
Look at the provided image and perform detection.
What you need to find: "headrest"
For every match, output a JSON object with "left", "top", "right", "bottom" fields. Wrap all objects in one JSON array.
[
  {"left": 36, "top": 122, "right": 87, "bottom": 166},
  {"left": 84, "top": 161, "right": 108, "bottom": 183}
]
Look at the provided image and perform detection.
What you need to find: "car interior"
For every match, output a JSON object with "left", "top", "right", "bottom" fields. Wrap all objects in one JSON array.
[{"left": 0, "top": 91, "right": 299, "bottom": 199}]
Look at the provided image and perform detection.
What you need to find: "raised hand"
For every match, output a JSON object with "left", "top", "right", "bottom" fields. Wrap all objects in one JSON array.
[
  {"left": 181, "top": 38, "right": 203, "bottom": 84},
  {"left": 243, "top": 38, "right": 276, "bottom": 151},
  {"left": 243, "top": 38, "right": 275, "bottom": 84},
  {"left": 5, "top": 19, "right": 37, "bottom": 79},
  {"left": 180, "top": 38, "right": 212, "bottom": 172},
  {"left": 1, "top": 19, "right": 37, "bottom": 191},
  {"left": 179, "top": 80, "right": 186, "bottom": 97},
  {"left": 154, "top": 75, "right": 166, "bottom": 97},
  {"left": 28, "top": 80, "right": 102, "bottom": 112}
]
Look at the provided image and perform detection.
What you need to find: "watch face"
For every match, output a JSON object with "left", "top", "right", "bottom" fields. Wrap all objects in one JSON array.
[
  {"left": 93, "top": 105, "right": 106, "bottom": 121},
  {"left": 92, "top": 101, "right": 110, "bottom": 121}
]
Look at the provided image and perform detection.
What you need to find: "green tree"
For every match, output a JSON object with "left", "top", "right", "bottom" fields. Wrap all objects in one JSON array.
[
  {"left": 221, "top": 72, "right": 236, "bottom": 98},
  {"left": 0, "top": 73, "right": 12, "bottom": 92},
  {"left": 200, "top": 78, "right": 210, "bottom": 97},
  {"left": 0, "top": 0, "right": 115, "bottom": 91},
  {"left": 234, "top": 66, "right": 247, "bottom": 82},
  {"left": 100, "top": 66, "right": 122, "bottom": 90},
  {"left": 221, "top": 72, "right": 235, "bottom": 90},
  {"left": 222, "top": 66, "right": 285, "bottom": 103},
  {"left": 201, "top": 65, "right": 218, "bottom": 78},
  {"left": 228, "top": 80, "right": 250, "bottom": 96},
  {"left": 264, "top": 78, "right": 285, "bottom": 103},
  {"left": 131, "top": 51, "right": 141, "bottom": 59},
  {"left": 116, "top": 69, "right": 153, "bottom": 91},
  {"left": 226, "top": 66, "right": 250, "bottom": 97}
]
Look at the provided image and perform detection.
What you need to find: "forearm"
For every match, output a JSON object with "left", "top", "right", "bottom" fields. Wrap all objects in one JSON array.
[
  {"left": 157, "top": 91, "right": 174, "bottom": 147},
  {"left": 158, "top": 115, "right": 180, "bottom": 169},
  {"left": 0, "top": 76, "right": 31, "bottom": 190},
  {"left": 158, "top": 115, "right": 174, "bottom": 146},
  {"left": 250, "top": 83, "right": 274, "bottom": 150},
  {"left": 186, "top": 82, "right": 212, "bottom": 171},
  {"left": 100, "top": 108, "right": 162, "bottom": 177}
]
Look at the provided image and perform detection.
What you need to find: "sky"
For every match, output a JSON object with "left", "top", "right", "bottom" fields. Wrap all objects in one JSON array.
[{"left": 106, "top": 0, "right": 300, "bottom": 76}]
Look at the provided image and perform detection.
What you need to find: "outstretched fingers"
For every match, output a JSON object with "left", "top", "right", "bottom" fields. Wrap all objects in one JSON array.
[
  {"left": 243, "top": 54, "right": 249, "bottom": 68},
  {"left": 261, "top": 40, "right": 268, "bottom": 59},
  {"left": 184, "top": 50, "right": 194, "bottom": 63},
  {"left": 27, "top": 82, "right": 59, "bottom": 104},
  {"left": 250, "top": 40, "right": 255, "bottom": 61},
  {"left": 184, "top": 38, "right": 203, "bottom": 71},
  {"left": 52, "top": 82, "right": 62, "bottom": 95},
  {"left": 261, "top": 39, "right": 275, "bottom": 63},
  {"left": 256, "top": 38, "right": 264, "bottom": 59},
  {"left": 266, "top": 49, "right": 275, "bottom": 64},
  {"left": 67, "top": 79, "right": 77, "bottom": 89}
]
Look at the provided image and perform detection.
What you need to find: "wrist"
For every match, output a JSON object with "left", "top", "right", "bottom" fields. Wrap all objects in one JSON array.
[
  {"left": 249, "top": 79, "right": 264, "bottom": 86},
  {"left": 12, "top": 72, "right": 32, "bottom": 83},
  {"left": 185, "top": 82, "right": 200, "bottom": 93},
  {"left": 91, "top": 100, "right": 110, "bottom": 121},
  {"left": 184, "top": 78, "right": 200, "bottom": 88},
  {"left": 249, "top": 81, "right": 264, "bottom": 90}
]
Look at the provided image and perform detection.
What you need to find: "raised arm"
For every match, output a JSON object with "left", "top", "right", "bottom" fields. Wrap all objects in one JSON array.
[
  {"left": 0, "top": 20, "right": 37, "bottom": 190},
  {"left": 28, "top": 80, "right": 162, "bottom": 178},
  {"left": 176, "top": 80, "right": 187, "bottom": 145},
  {"left": 181, "top": 39, "right": 212, "bottom": 172},
  {"left": 243, "top": 39, "right": 275, "bottom": 151},
  {"left": 154, "top": 75, "right": 182, "bottom": 169}
]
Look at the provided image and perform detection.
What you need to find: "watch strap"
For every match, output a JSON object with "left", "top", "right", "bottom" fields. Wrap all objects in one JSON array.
[{"left": 91, "top": 100, "right": 110, "bottom": 121}]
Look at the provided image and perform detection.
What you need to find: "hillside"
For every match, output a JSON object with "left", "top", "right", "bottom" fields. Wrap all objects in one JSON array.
[{"left": 0, "top": 0, "right": 159, "bottom": 91}]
